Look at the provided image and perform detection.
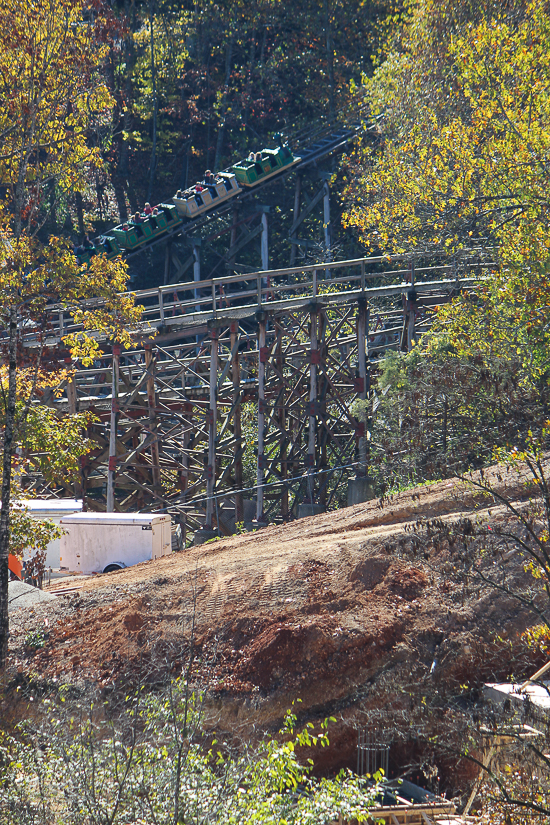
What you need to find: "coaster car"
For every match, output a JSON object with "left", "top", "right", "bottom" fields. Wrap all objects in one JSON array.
[
  {"left": 172, "top": 173, "right": 240, "bottom": 219},
  {"left": 231, "top": 145, "right": 301, "bottom": 187},
  {"left": 76, "top": 235, "right": 120, "bottom": 266},
  {"left": 111, "top": 204, "right": 183, "bottom": 251}
]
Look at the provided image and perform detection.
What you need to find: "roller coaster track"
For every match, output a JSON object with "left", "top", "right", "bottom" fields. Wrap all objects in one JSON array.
[
  {"left": 24, "top": 102, "right": 492, "bottom": 535},
  {"left": 26, "top": 248, "right": 492, "bottom": 538},
  {"left": 121, "top": 100, "right": 375, "bottom": 260}
]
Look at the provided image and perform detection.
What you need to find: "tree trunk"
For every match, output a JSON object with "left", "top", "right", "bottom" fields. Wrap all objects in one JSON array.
[
  {"left": 213, "top": 33, "right": 234, "bottom": 171},
  {"left": 118, "top": 0, "right": 136, "bottom": 184},
  {"left": 13, "top": 173, "right": 26, "bottom": 240},
  {"left": 147, "top": 0, "right": 158, "bottom": 203},
  {"left": 75, "top": 191, "right": 85, "bottom": 237},
  {"left": 324, "top": 0, "right": 336, "bottom": 119},
  {"left": 0, "top": 306, "right": 18, "bottom": 670}
]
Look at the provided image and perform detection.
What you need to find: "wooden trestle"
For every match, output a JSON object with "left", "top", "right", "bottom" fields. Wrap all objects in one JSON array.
[{"left": 24, "top": 252, "right": 490, "bottom": 538}]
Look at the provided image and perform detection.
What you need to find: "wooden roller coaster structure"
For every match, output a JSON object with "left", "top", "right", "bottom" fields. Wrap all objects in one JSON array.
[{"left": 22, "top": 249, "right": 491, "bottom": 541}]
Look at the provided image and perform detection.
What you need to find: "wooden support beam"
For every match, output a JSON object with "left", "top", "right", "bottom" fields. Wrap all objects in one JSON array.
[
  {"left": 230, "top": 321, "right": 243, "bottom": 523},
  {"left": 224, "top": 222, "right": 263, "bottom": 263},
  {"left": 408, "top": 259, "right": 417, "bottom": 351},
  {"left": 307, "top": 305, "right": 318, "bottom": 503},
  {"left": 400, "top": 260, "right": 418, "bottom": 352},
  {"left": 256, "top": 311, "right": 267, "bottom": 523},
  {"left": 193, "top": 241, "right": 201, "bottom": 312},
  {"left": 323, "top": 178, "right": 332, "bottom": 278},
  {"left": 261, "top": 211, "right": 269, "bottom": 272},
  {"left": 170, "top": 250, "right": 194, "bottom": 282},
  {"left": 357, "top": 298, "right": 368, "bottom": 477},
  {"left": 145, "top": 343, "right": 161, "bottom": 491},
  {"left": 228, "top": 205, "right": 239, "bottom": 275},
  {"left": 163, "top": 238, "right": 172, "bottom": 285},
  {"left": 288, "top": 184, "right": 325, "bottom": 237},
  {"left": 66, "top": 375, "right": 78, "bottom": 415},
  {"left": 206, "top": 324, "right": 218, "bottom": 530},
  {"left": 275, "top": 326, "right": 289, "bottom": 520},
  {"left": 289, "top": 174, "right": 302, "bottom": 266},
  {"left": 106, "top": 344, "right": 120, "bottom": 512}
]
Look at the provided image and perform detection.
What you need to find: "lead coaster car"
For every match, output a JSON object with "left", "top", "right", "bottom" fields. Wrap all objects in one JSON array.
[{"left": 231, "top": 145, "right": 301, "bottom": 187}]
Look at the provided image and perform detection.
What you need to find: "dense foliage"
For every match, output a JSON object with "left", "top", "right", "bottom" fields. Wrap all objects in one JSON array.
[
  {"left": 344, "top": 0, "right": 550, "bottom": 260},
  {"left": 339, "top": 0, "right": 550, "bottom": 488},
  {"left": 0, "top": 686, "right": 380, "bottom": 825}
]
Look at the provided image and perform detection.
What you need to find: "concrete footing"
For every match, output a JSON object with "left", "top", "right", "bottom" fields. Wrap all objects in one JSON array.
[
  {"left": 193, "top": 528, "right": 219, "bottom": 545},
  {"left": 347, "top": 477, "right": 375, "bottom": 506},
  {"left": 244, "top": 520, "right": 267, "bottom": 532},
  {"left": 297, "top": 503, "right": 324, "bottom": 519}
]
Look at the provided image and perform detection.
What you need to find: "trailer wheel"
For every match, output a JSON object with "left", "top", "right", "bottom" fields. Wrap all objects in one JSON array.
[{"left": 103, "top": 562, "right": 127, "bottom": 573}]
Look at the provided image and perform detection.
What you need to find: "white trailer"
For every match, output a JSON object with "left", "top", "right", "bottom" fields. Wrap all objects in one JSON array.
[
  {"left": 13, "top": 499, "right": 83, "bottom": 569},
  {"left": 59, "top": 513, "right": 172, "bottom": 574}
]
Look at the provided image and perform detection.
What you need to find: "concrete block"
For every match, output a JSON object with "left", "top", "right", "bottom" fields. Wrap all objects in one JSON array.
[
  {"left": 347, "top": 477, "right": 375, "bottom": 506},
  {"left": 243, "top": 499, "right": 257, "bottom": 522},
  {"left": 297, "top": 503, "right": 324, "bottom": 519}
]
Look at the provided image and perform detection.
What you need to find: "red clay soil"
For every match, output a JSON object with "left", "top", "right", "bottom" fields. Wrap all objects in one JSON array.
[{"left": 7, "top": 470, "right": 547, "bottom": 796}]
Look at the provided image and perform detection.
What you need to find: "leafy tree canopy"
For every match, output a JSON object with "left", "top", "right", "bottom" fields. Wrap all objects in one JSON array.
[
  {"left": 344, "top": 0, "right": 550, "bottom": 265},
  {"left": 0, "top": 0, "right": 116, "bottom": 235},
  {"left": 345, "top": 0, "right": 550, "bottom": 487},
  {"left": 2, "top": 688, "right": 381, "bottom": 824}
]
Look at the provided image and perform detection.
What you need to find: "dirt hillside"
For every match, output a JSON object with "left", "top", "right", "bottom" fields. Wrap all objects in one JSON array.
[{"left": 7, "top": 470, "right": 545, "bottom": 797}]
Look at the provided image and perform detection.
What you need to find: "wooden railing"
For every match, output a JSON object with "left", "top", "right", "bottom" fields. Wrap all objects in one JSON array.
[{"left": 35, "top": 251, "right": 491, "bottom": 346}]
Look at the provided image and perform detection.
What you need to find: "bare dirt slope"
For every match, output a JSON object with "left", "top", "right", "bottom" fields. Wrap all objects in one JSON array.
[{"left": 7, "top": 471, "right": 544, "bottom": 790}]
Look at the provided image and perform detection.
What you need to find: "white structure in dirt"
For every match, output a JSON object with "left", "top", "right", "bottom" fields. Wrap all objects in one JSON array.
[{"left": 60, "top": 512, "right": 172, "bottom": 574}]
